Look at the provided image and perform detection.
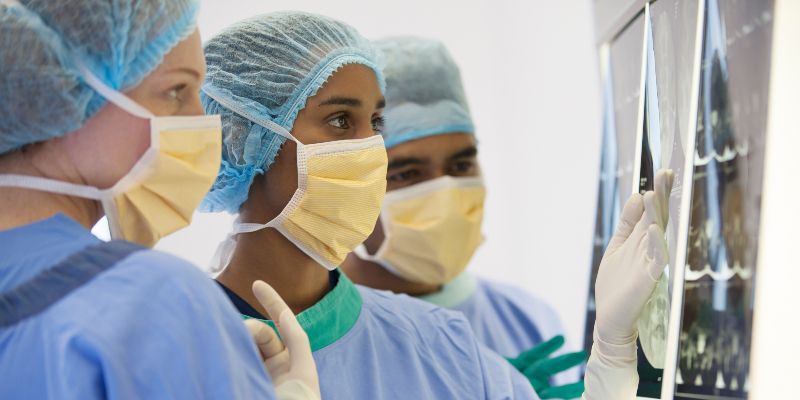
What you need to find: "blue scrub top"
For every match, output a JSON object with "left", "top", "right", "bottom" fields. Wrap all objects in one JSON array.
[
  {"left": 0, "top": 214, "right": 275, "bottom": 399},
  {"left": 223, "top": 271, "right": 538, "bottom": 399},
  {"left": 420, "top": 273, "right": 566, "bottom": 359}
]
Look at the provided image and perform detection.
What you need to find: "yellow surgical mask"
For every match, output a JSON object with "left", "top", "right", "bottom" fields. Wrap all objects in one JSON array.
[
  {"left": 0, "top": 62, "right": 222, "bottom": 248},
  {"left": 355, "top": 175, "right": 486, "bottom": 285},
  {"left": 209, "top": 115, "right": 388, "bottom": 272}
]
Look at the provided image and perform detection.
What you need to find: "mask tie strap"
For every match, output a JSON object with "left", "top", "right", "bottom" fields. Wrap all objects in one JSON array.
[{"left": 72, "top": 58, "right": 154, "bottom": 120}]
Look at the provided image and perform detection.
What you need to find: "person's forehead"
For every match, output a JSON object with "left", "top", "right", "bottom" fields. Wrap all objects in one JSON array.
[
  {"left": 309, "top": 64, "right": 382, "bottom": 103},
  {"left": 387, "top": 133, "right": 476, "bottom": 160}
]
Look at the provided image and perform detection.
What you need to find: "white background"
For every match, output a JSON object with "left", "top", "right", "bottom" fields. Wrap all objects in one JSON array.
[{"left": 157, "top": 0, "right": 602, "bottom": 350}]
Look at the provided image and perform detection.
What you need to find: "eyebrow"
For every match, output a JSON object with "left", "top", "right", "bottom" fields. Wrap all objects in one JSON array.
[
  {"left": 318, "top": 97, "right": 387, "bottom": 109},
  {"left": 166, "top": 67, "right": 202, "bottom": 79},
  {"left": 319, "top": 97, "right": 362, "bottom": 107},
  {"left": 388, "top": 156, "right": 427, "bottom": 170},
  {"left": 448, "top": 145, "right": 478, "bottom": 161}
]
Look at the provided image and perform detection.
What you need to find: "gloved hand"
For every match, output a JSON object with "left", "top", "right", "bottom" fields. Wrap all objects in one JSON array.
[
  {"left": 506, "top": 335, "right": 588, "bottom": 399},
  {"left": 244, "top": 280, "right": 320, "bottom": 400},
  {"left": 594, "top": 169, "right": 674, "bottom": 346}
]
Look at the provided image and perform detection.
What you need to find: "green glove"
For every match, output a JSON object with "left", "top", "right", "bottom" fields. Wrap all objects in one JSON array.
[{"left": 505, "top": 335, "right": 587, "bottom": 399}]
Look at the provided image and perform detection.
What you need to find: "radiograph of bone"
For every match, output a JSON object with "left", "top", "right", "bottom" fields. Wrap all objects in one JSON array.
[
  {"left": 582, "top": 12, "right": 643, "bottom": 356},
  {"left": 674, "top": 0, "right": 773, "bottom": 398}
]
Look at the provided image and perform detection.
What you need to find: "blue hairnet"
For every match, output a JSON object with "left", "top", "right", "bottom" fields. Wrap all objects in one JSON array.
[
  {"left": 0, "top": 0, "right": 200, "bottom": 154},
  {"left": 200, "top": 11, "right": 385, "bottom": 214},
  {"left": 375, "top": 36, "right": 475, "bottom": 149}
]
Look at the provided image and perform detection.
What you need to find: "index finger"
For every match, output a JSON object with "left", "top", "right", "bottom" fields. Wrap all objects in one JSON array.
[{"left": 252, "top": 280, "right": 292, "bottom": 329}]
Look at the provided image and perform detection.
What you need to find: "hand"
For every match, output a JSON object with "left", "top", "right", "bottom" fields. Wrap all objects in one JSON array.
[
  {"left": 594, "top": 169, "right": 674, "bottom": 345},
  {"left": 243, "top": 280, "right": 320, "bottom": 399},
  {"left": 507, "top": 335, "right": 588, "bottom": 399}
]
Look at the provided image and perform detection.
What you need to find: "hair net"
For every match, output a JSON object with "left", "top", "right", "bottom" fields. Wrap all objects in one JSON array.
[
  {"left": 375, "top": 36, "right": 475, "bottom": 149},
  {"left": 0, "top": 0, "right": 200, "bottom": 155},
  {"left": 200, "top": 11, "right": 385, "bottom": 214}
]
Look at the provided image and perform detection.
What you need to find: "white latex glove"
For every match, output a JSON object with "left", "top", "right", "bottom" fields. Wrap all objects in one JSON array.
[
  {"left": 595, "top": 169, "right": 673, "bottom": 345},
  {"left": 243, "top": 280, "right": 320, "bottom": 400},
  {"left": 583, "top": 169, "right": 674, "bottom": 400}
]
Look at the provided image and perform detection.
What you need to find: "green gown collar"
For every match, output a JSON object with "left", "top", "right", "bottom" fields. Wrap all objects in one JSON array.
[
  {"left": 418, "top": 272, "right": 478, "bottom": 309},
  {"left": 242, "top": 270, "right": 362, "bottom": 352}
]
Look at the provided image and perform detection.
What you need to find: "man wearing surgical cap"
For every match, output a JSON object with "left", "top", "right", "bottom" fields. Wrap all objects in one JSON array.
[{"left": 341, "top": 37, "right": 587, "bottom": 398}]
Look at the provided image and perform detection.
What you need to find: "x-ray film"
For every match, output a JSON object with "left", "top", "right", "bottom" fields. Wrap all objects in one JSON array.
[
  {"left": 674, "top": 0, "right": 773, "bottom": 398},
  {"left": 635, "top": 0, "right": 700, "bottom": 387},
  {"left": 582, "top": 12, "right": 645, "bottom": 356}
]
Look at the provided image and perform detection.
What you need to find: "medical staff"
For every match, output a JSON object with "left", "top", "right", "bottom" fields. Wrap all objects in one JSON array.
[
  {"left": 200, "top": 11, "right": 539, "bottom": 399},
  {"left": 337, "top": 36, "right": 676, "bottom": 400},
  {"left": 339, "top": 36, "right": 584, "bottom": 398},
  {"left": 0, "top": 1, "right": 317, "bottom": 398}
]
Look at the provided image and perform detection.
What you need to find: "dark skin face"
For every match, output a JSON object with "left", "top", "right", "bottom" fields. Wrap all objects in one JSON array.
[
  {"left": 218, "top": 64, "right": 386, "bottom": 316},
  {"left": 340, "top": 132, "right": 481, "bottom": 296}
]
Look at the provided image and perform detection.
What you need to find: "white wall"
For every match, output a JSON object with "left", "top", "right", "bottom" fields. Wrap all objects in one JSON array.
[{"left": 157, "top": 0, "right": 602, "bottom": 350}]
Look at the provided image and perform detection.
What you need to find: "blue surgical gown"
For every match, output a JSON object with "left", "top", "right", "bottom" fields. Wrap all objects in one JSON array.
[
  {"left": 0, "top": 214, "right": 274, "bottom": 399},
  {"left": 222, "top": 271, "right": 538, "bottom": 399},
  {"left": 420, "top": 273, "right": 573, "bottom": 384}
]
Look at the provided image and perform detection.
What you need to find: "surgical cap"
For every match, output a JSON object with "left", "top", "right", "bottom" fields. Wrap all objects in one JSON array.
[
  {"left": 0, "top": 0, "right": 200, "bottom": 154},
  {"left": 375, "top": 36, "right": 475, "bottom": 149},
  {"left": 200, "top": 11, "right": 385, "bottom": 214}
]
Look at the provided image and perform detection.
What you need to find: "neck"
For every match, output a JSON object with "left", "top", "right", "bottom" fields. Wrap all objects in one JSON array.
[
  {"left": 340, "top": 252, "right": 442, "bottom": 297},
  {"left": 0, "top": 151, "right": 100, "bottom": 231},
  {"left": 216, "top": 228, "right": 331, "bottom": 316}
]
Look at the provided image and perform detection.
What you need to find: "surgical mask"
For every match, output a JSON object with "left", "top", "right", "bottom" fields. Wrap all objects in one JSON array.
[
  {"left": 354, "top": 175, "right": 485, "bottom": 285},
  {"left": 0, "top": 61, "right": 222, "bottom": 247},
  {"left": 210, "top": 118, "right": 388, "bottom": 272}
]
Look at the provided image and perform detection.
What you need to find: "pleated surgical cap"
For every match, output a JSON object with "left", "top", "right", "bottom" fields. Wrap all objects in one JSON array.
[
  {"left": 375, "top": 36, "right": 475, "bottom": 149},
  {"left": 0, "top": 0, "right": 200, "bottom": 154},
  {"left": 199, "top": 11, "right": 385, "bottom": 214}
]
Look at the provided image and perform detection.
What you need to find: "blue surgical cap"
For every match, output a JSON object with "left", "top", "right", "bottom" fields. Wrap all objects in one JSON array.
[
  {"left": 0, "top": 0, "right": 200, "bottom": 154},
  {"left": 200, "top": 11, "right": 385, "bottom": 214},
  {"left": 375, "top": 36, "right": 475, "bottom": 149}
]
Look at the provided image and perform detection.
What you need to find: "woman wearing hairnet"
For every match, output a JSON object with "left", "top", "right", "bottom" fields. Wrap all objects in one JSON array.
[
  {"left": 200, "top": 11, "right": 539, "bottom": 399},
  {"left": 0, "top": 1, "right": 318, "bottom": 398},
  {"left": 339, "top": 37, "right": 676, "bottom": 399},
  {"left": 340, "top": 36, "right": 586, "bottom": 399}
]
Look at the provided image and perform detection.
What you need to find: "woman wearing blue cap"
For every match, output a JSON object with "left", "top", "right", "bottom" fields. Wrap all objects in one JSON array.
[
  {"left": 200, "top": 11, "right": 538, "bottom": 400},
  {"left": 0, "top": 1, "right": 317, "bottom": 398}
]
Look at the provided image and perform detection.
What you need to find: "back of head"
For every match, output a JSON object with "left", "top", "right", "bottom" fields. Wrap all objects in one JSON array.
[
  {"left": 0, "top": 0, "right": 200, "bottom": 154},
  {"left": 375, "top": 36, "right": 474, "bottom": 149},
  {"left": 200, "top": 11, "right": 385, "bottom": 213}
]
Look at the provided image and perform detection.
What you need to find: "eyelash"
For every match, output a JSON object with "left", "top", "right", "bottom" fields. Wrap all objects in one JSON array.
[
  {"left": 326, "top": 114, "right": 386, "bottom": 133},
  {"left": 166, "top": 84, "right": 187, "bottom": 101},
  {"left": 372, "top": 116, "right": 385, "bottom": 133}
]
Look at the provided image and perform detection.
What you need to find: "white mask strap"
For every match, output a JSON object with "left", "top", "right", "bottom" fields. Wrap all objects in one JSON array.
[
  {"left": 1, "top": 0, "right": 21, "bottom": 6},
  {"left": 201, "top": 85, "right": 302, "bottom": 144},
  {"left": 0, "top": 174, "right": 105, "bottom": 199},
  {"left": 72, "top": 58, "right": 154, "bottom": 120}
]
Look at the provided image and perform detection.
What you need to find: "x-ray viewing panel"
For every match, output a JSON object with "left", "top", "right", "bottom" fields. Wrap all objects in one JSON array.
[
  {"left": 582, "top": 11, "right": 645, "bottom": 361},
  {"left": 674, "top": 0, "right": 774, "bottom": 398},
  {"left": 634, "top": 1, "right": 700, "bottom": 396}
]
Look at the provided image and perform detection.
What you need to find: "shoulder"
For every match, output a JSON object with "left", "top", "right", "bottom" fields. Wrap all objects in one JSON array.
[
  {"left": 479, "top": 278, "right": 561, "bottom": 319},
  {"left": 62, "top": 248, "right": 244, "bottom": 339},
  {"left": 357, "top": 285, "right": 475, "bottom": 333},
  {"left": 477, "top": 277, "right": 565, "bottom": 338}
]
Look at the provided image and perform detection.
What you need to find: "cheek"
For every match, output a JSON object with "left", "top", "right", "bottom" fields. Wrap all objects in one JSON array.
[
  {"left": 69, "top": 105, "right": 151, "bottom": 189},
  {"left": 263, "top": 141, "right": 299, "bottom": 209}
]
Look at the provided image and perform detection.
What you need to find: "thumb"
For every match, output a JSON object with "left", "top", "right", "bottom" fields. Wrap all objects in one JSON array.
[
  {"left": 645, "top": 224, "right": 669, "bottom": 281},
  {"left": 243, "top": 318, "right": 284, "bottom": 360}
]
